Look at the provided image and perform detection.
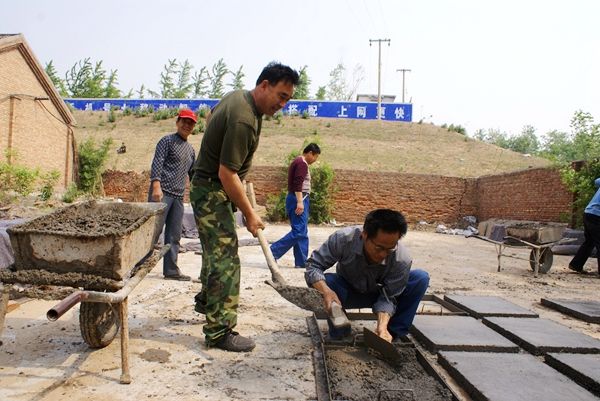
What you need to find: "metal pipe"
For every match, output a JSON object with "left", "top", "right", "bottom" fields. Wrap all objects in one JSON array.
[
  {"left": 47, "top": 291, "right": 88, "bottom": 321},
  {"left": 46, "top": 245, "right": 169, "bottom": 321}
]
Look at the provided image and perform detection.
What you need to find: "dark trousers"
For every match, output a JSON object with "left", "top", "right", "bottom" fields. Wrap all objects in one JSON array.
[
  {"left": 570, "top": 213, "right": 600, "bottom": 272},
  {"left": 149, "top": 191, "right": 184, "bottom": 276},
  {"left": 325, "top": 269, "right": 430, "bottom": 339}
]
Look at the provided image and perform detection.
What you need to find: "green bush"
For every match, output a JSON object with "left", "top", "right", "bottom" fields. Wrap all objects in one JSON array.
[
  {"left": 153, "top": 107, "right": 179, "bottom": 121},
  {"left": 78, "top": 137, "right": 113, "bottom": 194},
  {"left": 265, "top": 189, "right": 287, "bottom": 221},
  {"left": 197, "top": 106, "right": 210, "bottom": 119},
  {"left": 39, "top": 170, "right": 60, "bottom": 201},
  {"left": 108, "top": 109, "right": 117, "bottom": 123},
  {"left": 0, "top": 151, "right": 39, "bottom": 200},
  {"left": 560, "top": 159, "right": 600, "bottom": 227},
  {"left": 61, "top": 183, "right": 80, "bottom": 203}
]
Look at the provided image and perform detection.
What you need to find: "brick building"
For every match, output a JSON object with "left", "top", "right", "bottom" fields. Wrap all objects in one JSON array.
[{"left": 0, "top": 33, "right": 75, "bottom": 189}]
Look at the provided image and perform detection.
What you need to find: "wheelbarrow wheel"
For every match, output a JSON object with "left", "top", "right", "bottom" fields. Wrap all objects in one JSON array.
[
  {"left": 529, "top": 248, "right": 553, "bottom": 274},
  {"left": 79, "top": 302, "right": 120, "bottom": 348}
]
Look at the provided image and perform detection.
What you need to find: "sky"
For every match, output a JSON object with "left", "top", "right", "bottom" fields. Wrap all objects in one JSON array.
[{"left": 2, "top": 0, "right": 599, "bottom": 137}]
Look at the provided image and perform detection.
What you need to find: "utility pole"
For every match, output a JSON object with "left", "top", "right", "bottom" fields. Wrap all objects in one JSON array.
[
  {"left": 369, "top": 38, "right": 390, "bottom": 120},
  {"left": 396, "top": 68, "right": 411, "bottom": 103}
]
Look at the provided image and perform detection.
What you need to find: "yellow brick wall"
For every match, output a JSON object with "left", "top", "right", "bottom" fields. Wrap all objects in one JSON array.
[{"left": 0, "top": 47, "right": 73, "bottom": 189}]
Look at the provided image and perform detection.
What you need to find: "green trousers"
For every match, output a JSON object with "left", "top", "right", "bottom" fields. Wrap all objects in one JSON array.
[{"left": 190, "top": 180, "right": 240, "bottom": 345}]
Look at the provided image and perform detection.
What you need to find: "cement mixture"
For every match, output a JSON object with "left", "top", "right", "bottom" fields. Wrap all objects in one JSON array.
[{"left": 326, "top": 346, "right": 453, "bottom": 401}]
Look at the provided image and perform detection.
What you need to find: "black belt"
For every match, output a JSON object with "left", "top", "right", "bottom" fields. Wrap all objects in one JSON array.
[{"left": 194, "top": 174, "right": 221, "bottom": 185}]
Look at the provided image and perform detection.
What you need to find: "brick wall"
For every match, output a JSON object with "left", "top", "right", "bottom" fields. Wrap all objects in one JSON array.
[
  {"left": 104, "top": 166, "right": 573, "bottom": 225},
  {"left": 0, "top": 47, "right": 73, "bottom": 188},
  {"left": 476, "top": 167, "right": 573, "bottom": 222}
]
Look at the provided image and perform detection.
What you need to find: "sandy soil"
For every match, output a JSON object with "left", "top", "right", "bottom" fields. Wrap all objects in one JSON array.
[{"left": 1, "top": 224, "right": 599, "bottom": 401}]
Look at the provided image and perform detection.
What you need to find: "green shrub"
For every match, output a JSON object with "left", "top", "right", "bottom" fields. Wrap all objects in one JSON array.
[
  {"left": 301, "top": 110, "right": 309, "bottom": 119},
  {"left": 265, "top": 189, "right": 287, "bottom": 221},
  {"left": 78, "top": 137, "right": 113, "bottom": 194},
  {"left": 39, "top": 170, "right": 60, "bottom": 201},
  {"left": 197, "top": 106, "right": 210, "bottom": 119},
  {"left": 560, "top": 159, "right": 600, "bottom": 227},
  {"left": 0, "top": 151, "right": 39, "bottom": 200},
  {"left": 153, "top": 107, "right": 179, "bottom": 121},
  {"left": 108, "top": 109, "right": 117, "bottom": 123},
  {"left": 193, "top": 119, "right": 205, "bottom": 135},
  {"left": 61, "top": 183, "right": 80, "bottom": 203}
]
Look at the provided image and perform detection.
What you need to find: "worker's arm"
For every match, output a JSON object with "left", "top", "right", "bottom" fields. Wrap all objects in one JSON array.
[
  {"left": 375, "top": 312, "right": 393, "bottom": 343},
  {"left": 218, "top": 163, "right": 264, "bottom": 236}
]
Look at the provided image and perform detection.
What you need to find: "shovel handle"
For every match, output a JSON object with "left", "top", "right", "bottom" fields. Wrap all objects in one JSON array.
[{"left": 256, "top": 228, "right": 286, "bottom": 285}]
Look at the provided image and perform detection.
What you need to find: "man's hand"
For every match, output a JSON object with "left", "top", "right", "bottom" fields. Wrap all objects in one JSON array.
[
  {"left": 244, "top": 211, "right": 265, "bottom": 237},
  {"left": 312, "top": 280, "right": 341, "bottom": 314},
  {"left": 375, "top": 312, "right": 393, "bottom": 343},
  {"left": 295, "top": 202, "right": 304, "bottom": 215},
  {"left": 150, "top": 181, "right": 162, "bottom": 202}
]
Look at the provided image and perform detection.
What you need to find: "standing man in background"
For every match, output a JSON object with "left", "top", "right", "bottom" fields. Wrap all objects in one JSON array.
[
  {"left": 149, "top": 109, "right": 197, "bottom": 281},
  {"left": 569, "top": 177, "right": 600, "bottom": 274},
  {"left": 191, "top": 62, "right": 299, "bottom": 352},
  {"left": 270, "top": 143, "right": 321, "bottom": 268}
]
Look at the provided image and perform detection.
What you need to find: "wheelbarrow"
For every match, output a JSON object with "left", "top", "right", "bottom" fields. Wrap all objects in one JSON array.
[
  {"left": 0, "top": 200, "right": 167, "bottom": 384},
  {"left": 468, "top": 220, "right": 572, "bottom": 277}
]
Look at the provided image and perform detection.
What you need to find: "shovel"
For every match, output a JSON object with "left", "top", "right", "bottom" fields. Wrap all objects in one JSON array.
[{"left": 256, "top": 228, "right": 349, "bottom": 329}]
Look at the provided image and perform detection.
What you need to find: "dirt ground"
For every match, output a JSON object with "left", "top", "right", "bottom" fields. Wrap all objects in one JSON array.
[{"left": 1, "top": 223, "right": 599, "bottom": 401}]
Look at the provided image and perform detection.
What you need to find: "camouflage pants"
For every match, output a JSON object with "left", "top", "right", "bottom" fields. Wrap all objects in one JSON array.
[{"left": 190, "top": 180, "right": 240, "bottom": 345}]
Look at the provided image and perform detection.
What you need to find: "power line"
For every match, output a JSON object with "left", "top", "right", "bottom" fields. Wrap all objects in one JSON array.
[{"left": 369, "top": 39, "right": 390, "bottom": 120}]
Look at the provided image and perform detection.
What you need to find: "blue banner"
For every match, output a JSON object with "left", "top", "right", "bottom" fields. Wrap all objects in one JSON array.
[{"left": 65, "top": 98, "right": 412, "bottom": 122}]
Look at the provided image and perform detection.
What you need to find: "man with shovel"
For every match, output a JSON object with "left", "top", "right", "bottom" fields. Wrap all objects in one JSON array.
[
  {"left": 305, "top": 209, "right": 429, "bottom": 342},
  {"left": 190, "top": 62, "right": 299, "bottom": 352}
]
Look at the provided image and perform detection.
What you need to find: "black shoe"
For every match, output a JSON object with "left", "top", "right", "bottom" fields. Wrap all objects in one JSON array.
[
  {"left": 568, "top": 264, "right": 583, "bottom": 273},
  {"left": 194, "top": 291, "right": 206, "bottom": 314},
  {"left": 164, "top": 274, "right": 191, "bottom": 281},
  {"left": 211, "top": 331, "right": 255, "bottom": 352}
]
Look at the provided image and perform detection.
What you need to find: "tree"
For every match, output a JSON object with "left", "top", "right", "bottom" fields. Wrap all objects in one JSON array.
[
  {"left": 293, "top": 65, "right": 310, "bottom": 99},
  {"left": 507, "top": 125, "right": 539, "bottom": 154},
  {"left": 158, "top": 59, "right": 177, "bottom": 98},
  {"left": 539, "top": 111, "right": 600, "bottom": 162},
  {"left": 229, "top": 65, "right": 245, "bottom": 90},
  {"left": 209, "top": 58, "right": 228, "bottom": 98},
  {"left": 326, "top": 63, "right": 348, "bottom": 101},
  {"left": 192, "top": 66, "right": 209, "bottom": 98},
  {"left": 136, "top": 84, "right": 146, "bottom": 99},
  {"left": 315, "top": 86, "right": 326, "bottom": 100},
  {"left": 65, "top": 58, "right": 107, "bottom": 98},
  {"left": 44, "top": 61, "right": 68, "bottom": 97},
  {"left": 346, "top": 64, "right": 365, "bottom": 101},
  {"left": 172, "top": 59, "right": 194, "bottom": 98},
  {"left": 103, "top": 70, "right": 121, "bottom": 98}
]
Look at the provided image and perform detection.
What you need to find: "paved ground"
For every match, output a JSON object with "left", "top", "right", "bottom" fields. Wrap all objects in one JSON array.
[{"left": 1, "top": 224, "right": 599, "bottom": 401}]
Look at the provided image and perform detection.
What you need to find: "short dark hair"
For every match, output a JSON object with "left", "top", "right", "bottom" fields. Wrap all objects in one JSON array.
[
  {"left": 303, "top": 143, "right": 321, "bottom": 154},
  {"left": 363, "top": 209, "right": 408, "bottom": 239},
  {"left": 256, "top": 62, "right": 300, "bottom": 87}
]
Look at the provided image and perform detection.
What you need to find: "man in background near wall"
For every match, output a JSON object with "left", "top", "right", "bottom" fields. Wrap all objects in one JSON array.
[
  {"left": 569, "top": 177, "right": 600, "bottom": 274},
  {"left": 149, "top": 109, "right": 197, "bottom": 281},
  {"left": 270, "top": 143, "right": 321, "bottom": 268},
  {"left": 191, "top": 62, "right": 300, "bottom": 352}
]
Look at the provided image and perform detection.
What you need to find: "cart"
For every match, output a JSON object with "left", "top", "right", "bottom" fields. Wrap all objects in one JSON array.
[
  {"left": 469, "top": 220, "right": 570, "bottom": 277},
  {"left": 0, "top": 201, "right": 167, "bottom": 384}
]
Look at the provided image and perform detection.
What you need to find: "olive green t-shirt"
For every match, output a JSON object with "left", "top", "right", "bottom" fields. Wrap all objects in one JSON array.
[{"left": 193, "top": 90, "right": 262, "bottom": 181}]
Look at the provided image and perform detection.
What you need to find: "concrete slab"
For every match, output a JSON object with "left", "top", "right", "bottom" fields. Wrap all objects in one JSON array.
[
  {"left": 444, "top": 295, "right": 539, "bottom": 318},
  {"left": 438, "top": 351, "right": 599, "bottom": 401},
  {"left": 410, "top": 315, "right": 519, "bottom": 353},
  {"left": 545, "top": 353, "right": 600, "bottom": 397},
  {"left": 483, "top": 317, "right": 600, "bottom": 355},
  {"left": 541, "top": 298, "right": 600, "bottom": 324}
]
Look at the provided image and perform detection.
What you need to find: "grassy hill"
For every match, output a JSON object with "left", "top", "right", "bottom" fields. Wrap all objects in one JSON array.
[{"left": 73, "top": 110, "right": 551, "bottom": 178}]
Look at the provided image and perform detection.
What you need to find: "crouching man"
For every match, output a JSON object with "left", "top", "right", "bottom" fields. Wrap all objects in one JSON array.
[{"left": 304, "top": 209, "right": 429, "bottom": 342}]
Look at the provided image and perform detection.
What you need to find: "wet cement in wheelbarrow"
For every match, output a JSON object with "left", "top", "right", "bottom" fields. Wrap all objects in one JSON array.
[
  {"left": 326, "top": 346, "right": 453, "bottom": 401},
  {"left": 24, "top": 210, "right": 139, "bottom": 236}
]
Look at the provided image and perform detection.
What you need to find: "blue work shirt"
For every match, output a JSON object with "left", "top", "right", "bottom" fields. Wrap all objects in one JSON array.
[
  {"left": 304, "top": 226, "right": 412, "bottom": 316},
  {"left": 584, "top": 178, "right": 600, "bottom": 217}
]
